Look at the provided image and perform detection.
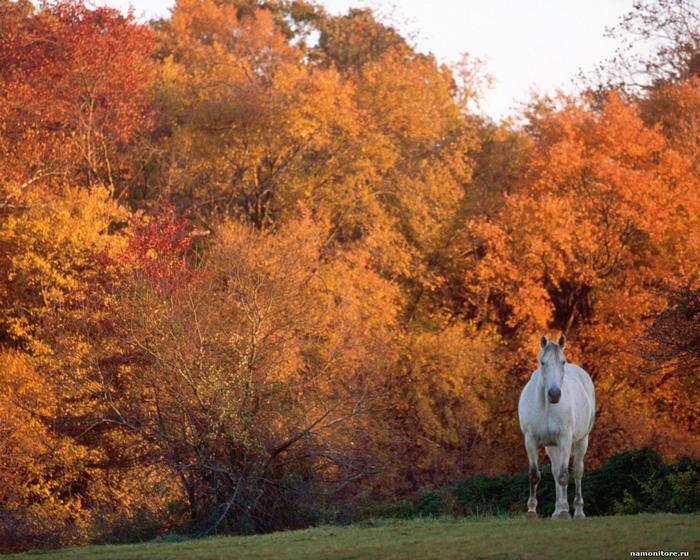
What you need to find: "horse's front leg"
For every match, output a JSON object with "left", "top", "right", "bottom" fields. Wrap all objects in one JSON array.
[
  {"left": 553, "top": 435, "right": 572, "bottom": 519},
  {"left": 525, "top": 433, "right": 540, "bottom": 519}
]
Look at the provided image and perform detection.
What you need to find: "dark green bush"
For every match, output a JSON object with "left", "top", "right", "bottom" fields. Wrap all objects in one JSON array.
[
  {"left": 456, "top": 448, "right": 698, "bottom": 517},
  {"left": 352, "top": 448, "right": 699, "bottom": 521},
  {"left": 667, "top": 456, "right": 700, "bottom": 512},
  {"left": 583, "top": 447, "right": 668, "bottom": 515},
  {"left": 454, "top": 465, "right": 557, "bottom": 516},
  {"left": 415, "top": 492, "right": 447, "bottom": 517}
]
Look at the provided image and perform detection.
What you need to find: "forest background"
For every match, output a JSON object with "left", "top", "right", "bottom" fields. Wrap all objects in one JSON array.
[{"left": 1, "top": 0, "right": 699, "bottom": 551}]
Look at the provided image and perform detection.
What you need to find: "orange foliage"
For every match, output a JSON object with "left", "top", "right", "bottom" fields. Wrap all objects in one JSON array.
[{"left": 459, "top": 92, "right": 700, "bottom": 466}]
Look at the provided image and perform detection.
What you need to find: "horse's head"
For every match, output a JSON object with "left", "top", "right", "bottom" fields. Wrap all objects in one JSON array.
[{"left": 538, "top": 334, "right": 567, "bottom": 404}]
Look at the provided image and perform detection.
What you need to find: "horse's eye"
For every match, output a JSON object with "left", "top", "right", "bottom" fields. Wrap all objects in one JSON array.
[
  {"left": 540, "top": 360, "right": 544, "bottom": 366},
  {"left": 561, "top": 360, "right": 566, "bottom": 365}
]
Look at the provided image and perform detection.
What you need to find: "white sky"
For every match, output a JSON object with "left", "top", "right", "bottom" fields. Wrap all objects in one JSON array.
[{"left": 104, "top": 0, "right": 635, "bottom": 120}]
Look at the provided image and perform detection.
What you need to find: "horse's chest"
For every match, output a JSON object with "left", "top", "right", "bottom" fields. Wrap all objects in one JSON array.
[{"left": 534, "top": 416, "right": 563, "bottom": 447}]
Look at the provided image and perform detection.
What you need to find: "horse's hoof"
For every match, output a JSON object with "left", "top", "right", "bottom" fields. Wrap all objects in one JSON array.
[
  {"left": 555, "top": 511, "right": 571, "bottom": 520},
  {"left": 574, "top": 511, "right": 586, "bottom": 519},
  {"left": 525, "top": 511, "right": 538, "bottom": 521}
]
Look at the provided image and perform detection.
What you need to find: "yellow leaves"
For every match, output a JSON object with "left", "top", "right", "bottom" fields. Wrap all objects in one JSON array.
[
  {"left": 161, "top": 3, "right": 372, "bottom": 228},
  {"left": 0, "top": 184, "right": 129, "bottom": 346},
  {"left": 380, "top": 324, "right": 501, "bottom": 480},
  {"left": 0, "top": 348, "right": 96, "bottom": 532},
  {"left": 0, "top": 350, "right": 51, "bottom": 411},
  {"left": 158, "top": 0, "right": 479, "bottom": 276},
  {"left": 359, "top": 49, "right": 456, "bottom": 150}
]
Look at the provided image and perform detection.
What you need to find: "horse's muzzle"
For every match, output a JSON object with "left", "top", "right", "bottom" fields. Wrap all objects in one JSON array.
[{"left": 548, "top": 387, "right": 561, "bottom": 404}]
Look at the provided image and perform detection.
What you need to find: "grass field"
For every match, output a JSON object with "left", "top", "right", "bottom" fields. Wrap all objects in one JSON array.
[{"left": 8, "top": 513, "right": 700, "bottom": 560}]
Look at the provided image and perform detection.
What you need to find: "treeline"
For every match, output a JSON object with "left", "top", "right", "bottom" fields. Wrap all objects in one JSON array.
[{"left": 0, "top": 0, "right": 699, "bottom": 551}]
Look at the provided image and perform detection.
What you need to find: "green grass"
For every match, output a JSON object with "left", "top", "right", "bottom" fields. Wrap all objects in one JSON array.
[{"left": 8, "top": 513, "right": 700, "bottom": 560}]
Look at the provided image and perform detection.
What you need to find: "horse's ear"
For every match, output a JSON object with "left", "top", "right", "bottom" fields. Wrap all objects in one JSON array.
[
  {"left": 540, "top": 334, "right": 548, "bottom": 349},
  {"left": 558, "top": 334, "right": 566, "bottom": 349}
]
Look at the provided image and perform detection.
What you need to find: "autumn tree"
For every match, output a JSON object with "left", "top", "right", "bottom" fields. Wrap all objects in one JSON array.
[
  {"left": 645, "top": 284, "right": 700, "bottom": 434},
  {"left": 0, "top": 349, "right": 94, "bottom": 551},
  {"left": 585, "top": 0, "right": 700, "bottom": 452},
  {"left": 0, "top": 185, "right": 130, "bottom": 349},
  {"left": 153, "top": 0, "right": 363, "bottom": 228},
  {"left": 0, "top": 184, "right": 136, "bottom": 550},
  {"left": 587, "top": 0, "right": 700, "bottom": 173},
  {"left": 154, "top": 1, "right": 481, "bottom": 284},
  {"left": 595, "top": 0, "right": 700, "bottom": 93},
  {"left": 316, "top": 7, "right": 407, "bottom": 72},
  {"left": 25, "top": 208, "right": 402, "bottom": 532},
  {"left": 0, "top": 1, "right": 156, "bottom": 196}
]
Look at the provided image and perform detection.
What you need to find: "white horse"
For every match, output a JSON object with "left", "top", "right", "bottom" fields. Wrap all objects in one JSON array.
[{"left": 518, "top": 334, "right": 595, "bottom": 519}]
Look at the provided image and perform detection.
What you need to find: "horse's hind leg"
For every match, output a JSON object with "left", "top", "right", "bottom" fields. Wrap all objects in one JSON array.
[
  {"left": 525, "top": 434, "right": 540, "bottom": 519},
  {"left": 572, "top": 436, "right": 588, "bottom": 519}
]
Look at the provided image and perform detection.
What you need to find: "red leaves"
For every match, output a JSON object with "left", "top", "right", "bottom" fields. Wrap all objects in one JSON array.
[
  {"left": 126, "top": 201, "right": 194, "bottom": 294},
  {"left": 0, "top": 0, "right": 156, "bottom": 187}
]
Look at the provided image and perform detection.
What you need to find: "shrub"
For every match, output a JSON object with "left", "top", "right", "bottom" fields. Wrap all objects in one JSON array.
[
  {"left": 583, "top": 448, "right": 668, "bottom": 515},
  {"left": 353, "top": 448, "right": 700, "bottom": 521},
  {"left": 667, "top": 458, "right": 700, "bottom": 513},
  {"left": 454, "top": 465, "right": 559, "bottom": 516},
  {"left": 415, "top": 492, "right": 447, "bottom": 517}
]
